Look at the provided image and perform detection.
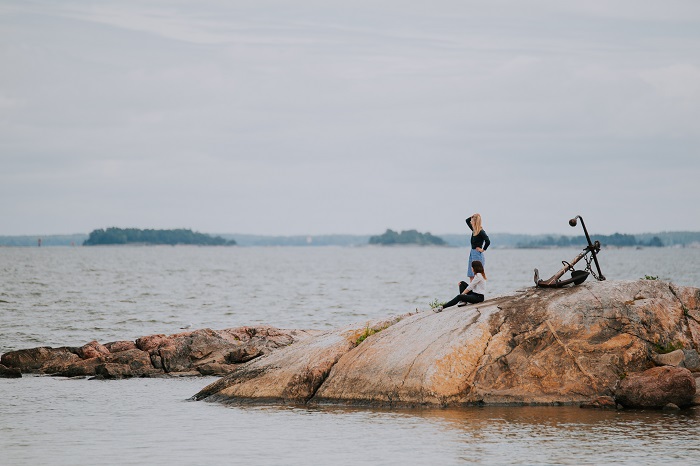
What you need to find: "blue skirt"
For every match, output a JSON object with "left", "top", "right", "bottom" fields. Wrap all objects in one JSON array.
[{"left": 467, "top": 249, "right": 485, "bottom": 278}]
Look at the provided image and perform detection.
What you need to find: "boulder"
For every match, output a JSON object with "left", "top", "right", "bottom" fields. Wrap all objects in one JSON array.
[
  {"left": 1, "top": 346, "right": 81, "bottom": 373},
  {"left": 56, "top": 358, "right": 103, "bottom": 377},
  {"left": 197, "top": 363, "right": 238, "bottom": 376},
  {"left": 95, "top": 363, "right": 133, "bottom": 379},
  {"left": 227, "top": 346, "right": 263, "bottom": 363},
  {"left": 0, "top": 363, "right": 21, "bottom": 378},
  {"left": 158, "top": 329, "right": 232, "bottom": 373},
  {"left": 652, "top": 349, "right": 685, "bottom": 367},
  {"left": 104, "top": 341, "right": 138, "bottom": 353},
  {"left": 683, "top": 349, "right": 700, "bottom": 371},
  {"left": 615, "top": 366, "right": 696, "bottom": 408},
  {"left": 135, "top": 334, "right": 171, "bottom": 352},
  {"left": 103, "top": 348, "right": 156, "bottom": 376},
  {"left": 77, "top": 341, "right": 110, "bottom": 359},
  {"left": 195, "top": 280, "right": 700, "bottom": 407}
]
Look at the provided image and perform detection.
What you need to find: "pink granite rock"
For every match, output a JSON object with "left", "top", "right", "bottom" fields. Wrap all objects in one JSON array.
[
  {"left": 615, "top": 366, "right": 696, "bottom": 408},
  {"left": 77, "top": 341, "right": 110, "bottom": 359},
  {"left": 104, "top": 341, "right": 138, "bottom": 353},
  {"left": 1, "top": 347, "right": 80, "bottom": 373},
  {"left": 1, "top": 326, "right": 311, "bottom": 377}
]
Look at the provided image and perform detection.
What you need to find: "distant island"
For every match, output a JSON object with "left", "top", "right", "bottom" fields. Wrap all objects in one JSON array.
[
  {"left": 2, "top": 230, "right": 700, "bottom": 248},
  {"left": 515, "top": 233, "right": 664, "bottom": 248},
  {"left": 369, "top": 229, "right": 446, "bottom": 246},
  {"left": 83, "top": 228, "right": 236, "bottom": 246}
]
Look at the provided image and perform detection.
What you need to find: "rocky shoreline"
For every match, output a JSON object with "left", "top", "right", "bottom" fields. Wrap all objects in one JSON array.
[
  {"left": 3, "top": 280, "right": 700, "bottom": 410},
  {"left": 1, "top": 326, "right": 316, "bottom": 379}
]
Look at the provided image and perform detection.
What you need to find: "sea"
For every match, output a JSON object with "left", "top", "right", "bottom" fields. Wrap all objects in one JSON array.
[{"left": 1, "top": 245, "right": 700, "bottom": 465}]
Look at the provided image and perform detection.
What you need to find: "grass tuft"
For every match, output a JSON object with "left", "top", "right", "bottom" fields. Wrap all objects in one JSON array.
[
  {"left": 653, "top": 340, "right": 684, "bottom": 354},
  {"left": 429, "top": 298, "right": 445, "bottom": 309}
]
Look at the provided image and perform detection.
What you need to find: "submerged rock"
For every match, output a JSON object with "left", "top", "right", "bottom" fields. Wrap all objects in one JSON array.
[
  {"left": 0, "top": 326, "right": 314, "bottom": 378},
  {"left": 194, "top": 280, "right": 700, "bottom": 408}
]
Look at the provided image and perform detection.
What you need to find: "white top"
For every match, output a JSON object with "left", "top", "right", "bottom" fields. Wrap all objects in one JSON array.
[{"left": 465, "top": 273, "right": 486, "bottom": 295}]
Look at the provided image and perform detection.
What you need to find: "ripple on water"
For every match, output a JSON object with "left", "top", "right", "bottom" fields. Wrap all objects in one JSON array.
[{"left": 2, "top": 247, "right": 700, "bottom": 464}]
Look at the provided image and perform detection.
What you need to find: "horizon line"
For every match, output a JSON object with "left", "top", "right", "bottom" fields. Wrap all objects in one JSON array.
[{"left": 2, "top": 230, "right": 700, "bottom": 238}]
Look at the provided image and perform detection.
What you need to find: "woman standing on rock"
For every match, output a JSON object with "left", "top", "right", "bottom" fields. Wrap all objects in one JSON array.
[
  {"left": 466, "top": 213, "right": 490, "bottom": 282},
  {"left": 433, "top": 261, "right": 487, "bottom": 312}
]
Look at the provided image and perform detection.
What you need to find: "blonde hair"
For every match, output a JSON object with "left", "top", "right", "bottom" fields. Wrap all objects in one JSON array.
[{"left": 472, "top": 214, "right": 482, "bottom": 236}]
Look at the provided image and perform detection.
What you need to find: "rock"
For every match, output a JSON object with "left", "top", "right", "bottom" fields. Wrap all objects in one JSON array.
[
  {"left": 580, "top": 396, "right": 616, "bottom": 409},
  {"left": 683, "top": 349, "right": 700, "bottom": 371},
  {"left": 195, "top": 280, "right": 700, "bottom": 407},
  {"left": 104, "top": 348, "right": 154, "bottom": 375},
  {"left": 95, "top": 363, "right": 133, "bottom": 379},
  {"left": 135, "top": 334, "right": 171, "bottom": 352},
  {"left": 57, "top": 358, "right": 103, "bottom": 377},
  {"left": 0, "top": 326, "right": 310, "bottom": 378},
  {"left": 77, "top": 341, "right": 110, "bottom": 359},
  {"left": 0, "top": 363, "right": 21, "bottom": 378},
  {"left": 158, "top": 329, "right": 231, "bottom": 373},
  {"left": 227, "top": 346, "right": 263, "bottom": 363},
  {"left": 663, "top": 403, "right": 680, "bottom": 410},
  {"left": 197, "top": 363, "right": 238, "bottom": 376},
  {"left": 615, "top": 366, "right": 696, "bottom": 408},
  {"left": 671, "top": 284, "right": 700, "bottom": 344},
  {"left": 1, "top": 347, "right": 80, "bottom": 373},
  {"left": 104, "top": 341, "right": 138, "bottom": 353},
  {"left": 151, "top": 327, "right": 314, "bottom": 374},
  {"left": 194, "top": 315, "right": 412, "bottom": 403},
  {"left": 652, "top": 349, "right": 685, "bottom": 367}
]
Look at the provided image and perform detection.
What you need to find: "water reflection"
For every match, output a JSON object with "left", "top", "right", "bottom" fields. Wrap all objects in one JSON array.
[
  {"left": 263, "top": 404, "right": 700, "bottom": 465},
  {"left": 2, "top": 376, "right": 700, "bottom": 466}
]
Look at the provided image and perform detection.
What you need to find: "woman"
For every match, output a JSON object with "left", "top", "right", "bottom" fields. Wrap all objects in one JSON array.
[
  {"left": 433, "top": 261, "right": 486, "bottom": 312},
  {"left": 466, "top": 213, "right": 490, "bottom": 282}
]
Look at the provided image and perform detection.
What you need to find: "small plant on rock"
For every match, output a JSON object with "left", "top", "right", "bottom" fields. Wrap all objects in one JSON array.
[
  {"left": 354, "top": 323, "right": 390, "bottom": 346},
  {"left": 429, "top": 298, "right": 445, "bottom": 309},
  {"left": 653, "top": 340, "right": 684, "bottom": 354},
  {"left": 642, "top": 275, "right": 659, "bottom": 280}
]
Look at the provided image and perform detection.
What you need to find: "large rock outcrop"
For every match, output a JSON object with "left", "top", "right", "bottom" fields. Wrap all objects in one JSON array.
[
  {"left": 194, "top": 280, "right": 700, "bottom": 408},
  {"left": 1, "top": 326, "right": 315, "bottom": 378}
]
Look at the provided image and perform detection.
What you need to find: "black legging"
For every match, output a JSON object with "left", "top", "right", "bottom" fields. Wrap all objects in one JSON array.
[{"left": 442, "top": 281, "right": 484, "bottom": 309}]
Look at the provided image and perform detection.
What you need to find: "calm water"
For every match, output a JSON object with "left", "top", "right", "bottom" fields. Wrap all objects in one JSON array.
[{"left": 2, "top": 246, "right": 700, "bottom": 465}]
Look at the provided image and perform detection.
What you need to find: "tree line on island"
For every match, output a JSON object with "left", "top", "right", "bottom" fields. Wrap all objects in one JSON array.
[
  {"left": 83, "top": 228, "right": 236, "bottom": 246},
  {"left": 516, "top": 233, "right": 664, "bottom": 248},
  {"left": 369, "top": 229, "right": 446, "bottom": 246},
  {"left": 369, "top": 230, "right": 668, "bottom": 247}
]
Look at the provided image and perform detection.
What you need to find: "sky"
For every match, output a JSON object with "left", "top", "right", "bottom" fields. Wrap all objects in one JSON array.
[{"left": 1, "top": 0, "right": 699, "bottom": 236}]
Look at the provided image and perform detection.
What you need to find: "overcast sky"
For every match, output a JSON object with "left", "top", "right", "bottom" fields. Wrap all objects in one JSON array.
[{"left": 2, "top": 1, "right": 699, "bottom": 236}]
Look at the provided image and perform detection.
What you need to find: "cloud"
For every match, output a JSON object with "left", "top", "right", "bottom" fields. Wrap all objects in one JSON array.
[{"left": 1, "top": 0, "right": 699, "bottom": 235}]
